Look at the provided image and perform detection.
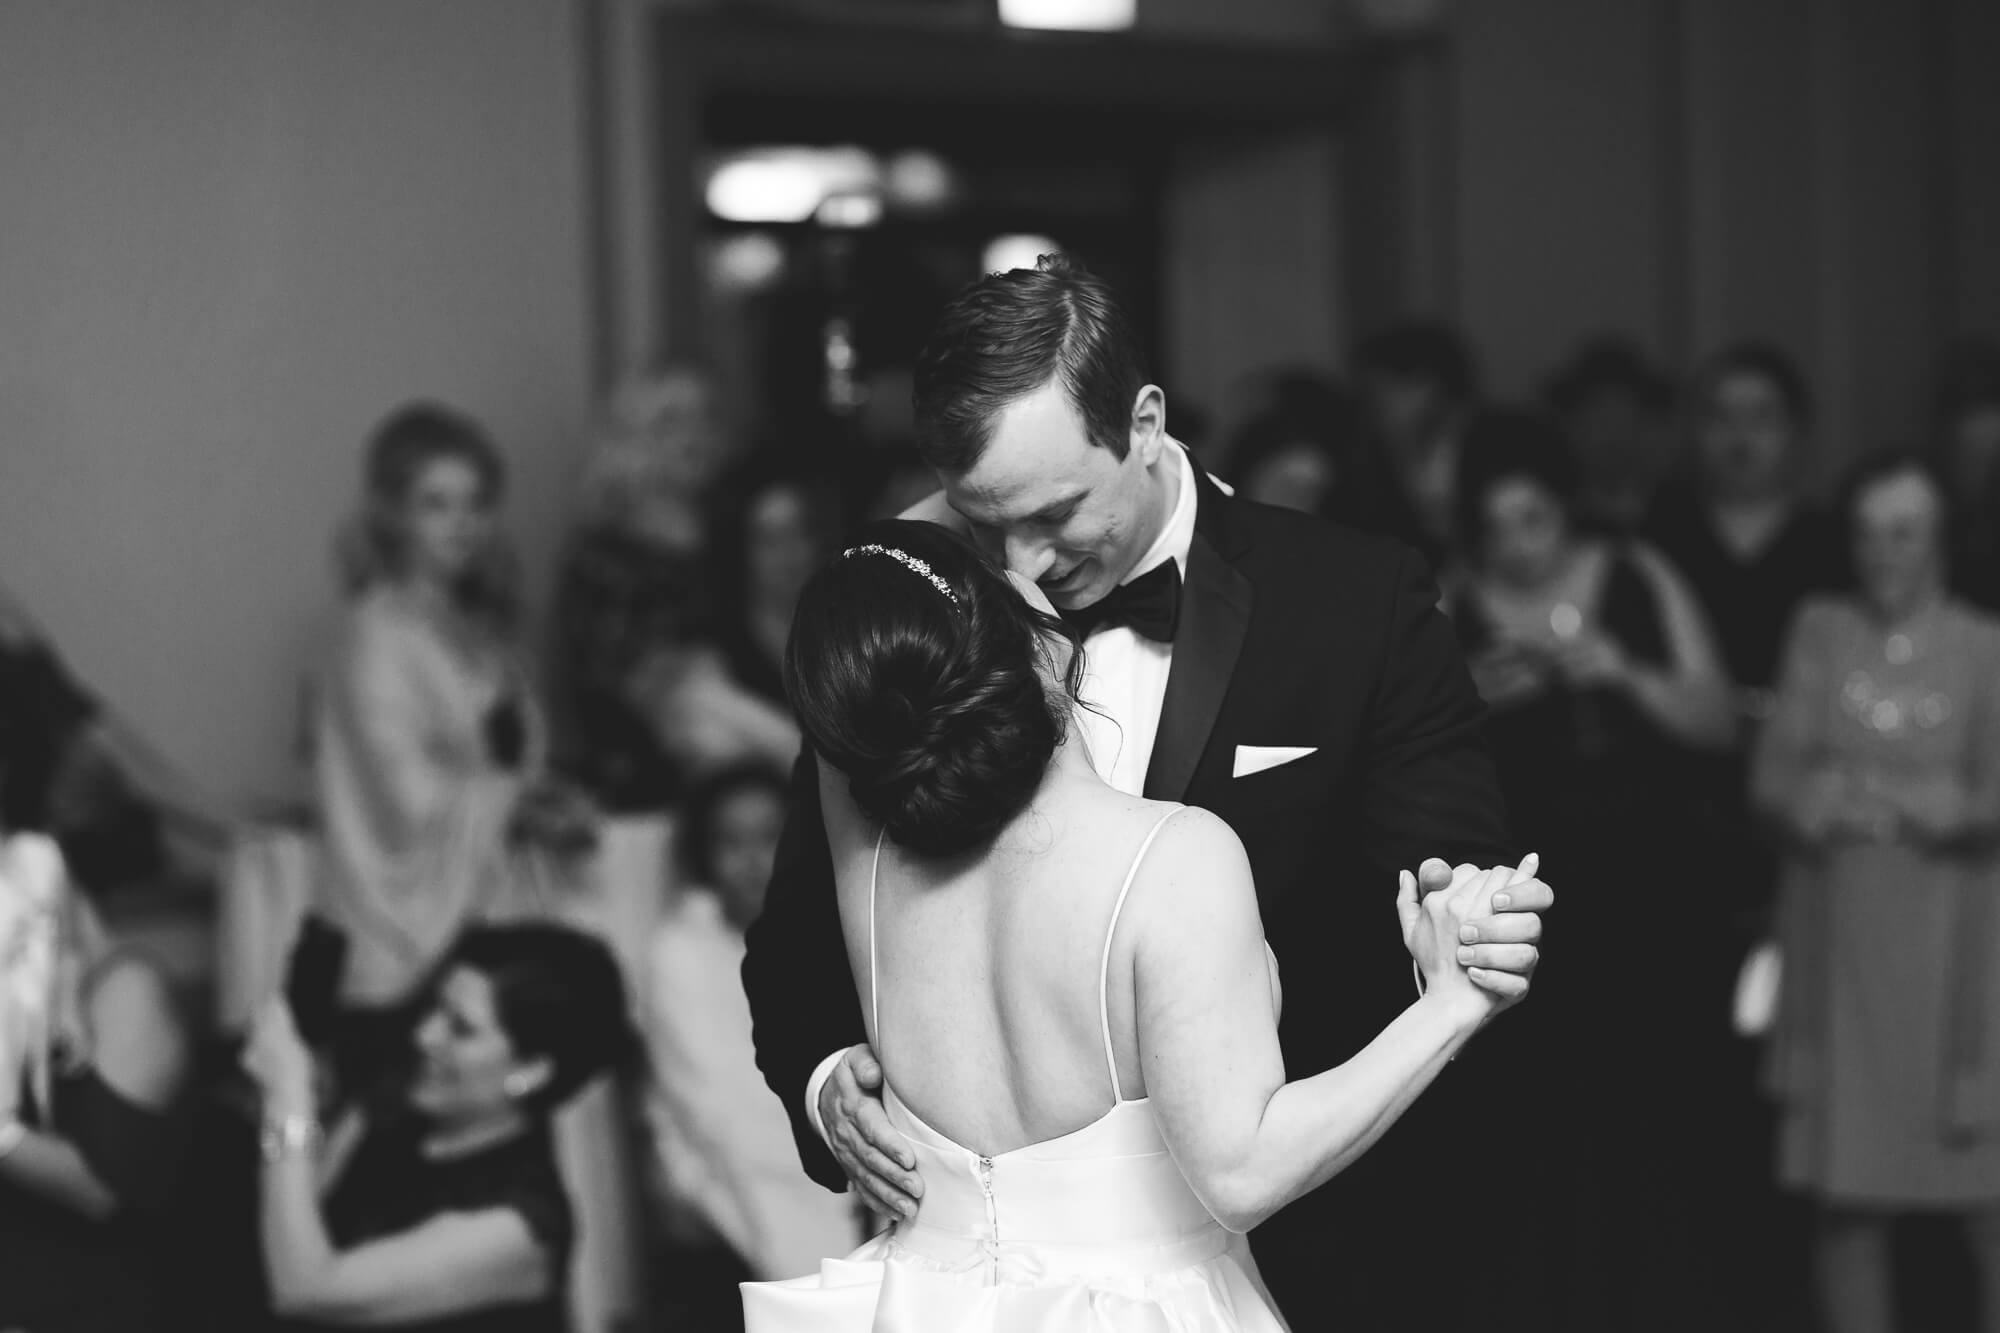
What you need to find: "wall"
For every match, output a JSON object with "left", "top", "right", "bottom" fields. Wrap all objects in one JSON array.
[
  {"left": 1164, "top": 131, "right": 1345, "bottom": 433},
  {"left": 1448, "top": 0, "right": 1677, "bottom": 397},
  {"left": 1939, "top": 0, "right": 2000, "bottom": 340},
  {"left": 1431, "top": 0, "right": 2000, "bottom": 472},
  {"left": 0, "top": 1, "right": 593, "bottom": 807},
  {"left": 1147, "top": 0, "right": 1995, "bottom": 469}
]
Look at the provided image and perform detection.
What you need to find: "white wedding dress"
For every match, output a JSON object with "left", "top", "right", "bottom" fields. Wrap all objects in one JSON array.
[{"left": 742, "top": 809, "right": 1291, "bottom": 1332}]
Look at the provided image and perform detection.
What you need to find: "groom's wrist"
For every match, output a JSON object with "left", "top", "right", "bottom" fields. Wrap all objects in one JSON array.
[{"left": 803, "top": 1047, "right": 850, "bottom": 1145}]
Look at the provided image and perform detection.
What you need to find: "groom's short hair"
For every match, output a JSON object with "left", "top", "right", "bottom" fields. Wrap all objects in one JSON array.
[{"left": 913, "top": 253, "right": 1147, "bottom": 474}]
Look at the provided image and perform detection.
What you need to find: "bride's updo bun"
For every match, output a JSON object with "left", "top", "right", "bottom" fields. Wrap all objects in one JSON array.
[{"left": 785, "top": 520, "right": 1081, "bottom": 857}]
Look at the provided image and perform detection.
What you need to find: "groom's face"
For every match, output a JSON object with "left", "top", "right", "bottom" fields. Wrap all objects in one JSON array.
[{"left": 940, "top": 380, "right": 1165, "bottom": 611}]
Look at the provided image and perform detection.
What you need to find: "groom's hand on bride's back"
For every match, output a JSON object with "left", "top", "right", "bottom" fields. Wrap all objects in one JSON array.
[
  {"left": 1407, "top": 854, "right": 1549, "bottom": 1003},
  {"left": 819, "top": 1044, "right": 923, "bottom": 1220}
]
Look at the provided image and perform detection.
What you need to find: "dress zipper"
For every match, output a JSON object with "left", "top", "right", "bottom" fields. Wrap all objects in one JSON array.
[{"left": 976, "top": 1155, "right": 998, "bottom": 1284}]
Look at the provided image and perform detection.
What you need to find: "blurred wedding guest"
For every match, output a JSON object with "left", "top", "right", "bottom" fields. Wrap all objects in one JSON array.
[
  {"left": 305, "top": 404, "right": 590, "bottom": 1105},
  {"left": 1646, "top": 342, "right": 1842, "bottom": 726},
  {"left": 1224, "top": 377, "right": 1402, "bottom": 528},
  {"left": 242, "top": 923, "right": 637, "bottom": 1332},
  {"left": 1929, "top": 336, "right": 2000, "bottom": 610},
  {"left": 1448, "top": 411, "right": 1737, "bottom": 772},
  {"left": 0, "top": 584, "right": 229, "bottom": 896},
  {"left": 644, "top": 765, "right": 857, "bottom": 1309},
  {"left": 1541, "top": 334, "right": 1678, "bottom": 536},
  {"left": 1230, "top": 409, "right": 1342, "bottom": 514},
  {"left": 1754, "top": 453, "right": 2000, "bottom": 1333},
  {"left": 616, "top": 466, "right": 831, "bottom": 788},
  {"left": 1354, "top": 319, "right": 1481, "bottom": 564},
  {"left": 1443, "top": 408, "right": 1735, "bottom": 1331},
  {"left": 552, "top": 369, "right": 734, "bottom": 811},
  {"left": 0, "top": 833, "right": 194, "bottom": 1333},
  {"left": 711, "top": 467, "right": 841, "bottom": 711}
]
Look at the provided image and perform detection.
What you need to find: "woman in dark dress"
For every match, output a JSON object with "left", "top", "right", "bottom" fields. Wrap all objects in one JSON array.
[
  {"left": 242, "top": 923, "right": 638, "bottom": 1332},
  {"left": 0, "top": 833, "right": 194, "bottom": 1333},
  {"left": 1443, "top": 409, "right": 1736, "bottom": 1332}
]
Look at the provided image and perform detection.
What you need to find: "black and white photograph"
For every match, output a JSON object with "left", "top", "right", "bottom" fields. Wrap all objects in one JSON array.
[{"left": 3, "top": 2, "right": 1999, "bottom": 1331}]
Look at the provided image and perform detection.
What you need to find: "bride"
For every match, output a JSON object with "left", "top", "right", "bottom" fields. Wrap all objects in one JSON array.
[{"left": 743, "top": 520, "right": 1534, "bottom": 1331}]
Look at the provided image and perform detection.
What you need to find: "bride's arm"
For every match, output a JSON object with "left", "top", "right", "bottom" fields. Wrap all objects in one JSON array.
[{"left": 1130, "top": 808, "right": 1498, "bottom": 1234}]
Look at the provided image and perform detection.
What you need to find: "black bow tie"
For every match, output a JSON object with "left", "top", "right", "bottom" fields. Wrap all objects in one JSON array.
[{"left": 1060, "top": 560, "right": 1182, "bottom": 643}]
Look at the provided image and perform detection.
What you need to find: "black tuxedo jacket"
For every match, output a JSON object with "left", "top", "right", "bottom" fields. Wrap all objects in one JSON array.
[{"left": 741, "top": 469, "right": 1517, "bottom": 1232}]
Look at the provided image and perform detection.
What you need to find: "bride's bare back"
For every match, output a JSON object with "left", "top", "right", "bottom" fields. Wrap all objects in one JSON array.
[{"left": 821, "top": 754, "right": 1189, "bottom": 1156}]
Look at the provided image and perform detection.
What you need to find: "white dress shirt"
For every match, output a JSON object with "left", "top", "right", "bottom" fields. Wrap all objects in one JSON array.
[
  {"left": 804, "top": 444, "right": 1204, "bottom": 1139},
  {"left": 1071, "top": 442, "right": 1198, "bottom": 795}
]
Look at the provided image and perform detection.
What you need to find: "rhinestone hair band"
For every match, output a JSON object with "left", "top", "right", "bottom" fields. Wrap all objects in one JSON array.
[{"left": 842, "top": 544, "right": 959, "bottom": 605}]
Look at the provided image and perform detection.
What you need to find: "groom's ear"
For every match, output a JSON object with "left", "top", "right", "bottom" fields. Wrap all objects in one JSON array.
[{"left": 1128, "top": 385, "right": 1167, "bottom": 464}]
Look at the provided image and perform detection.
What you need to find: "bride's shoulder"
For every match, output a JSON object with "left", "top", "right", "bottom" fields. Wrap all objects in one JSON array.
[
  {"left": 1126, "top": 805, "right": 1252, "bottom": 898},
  {"left": 1118, "top": 806, "right": 1266, "bottom": 977},
  {"left": 1145, "top": 801, "right": 1241, "bottom": 846}
]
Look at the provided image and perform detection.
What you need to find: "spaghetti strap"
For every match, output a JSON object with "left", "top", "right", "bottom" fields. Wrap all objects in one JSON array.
[
  {"left": 868, "top": 828, "right": 885, "bottom": 1042},
  {"left": 1098, "top": 806, "right": 1183, "bottom": 1103}
]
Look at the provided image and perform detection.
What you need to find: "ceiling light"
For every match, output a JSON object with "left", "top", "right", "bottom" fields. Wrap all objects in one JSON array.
[
  {"left": 817, "top": 191, "right": 884, "bottom": 229},
  {"left": 704, "top": 147, "right": 881, "bottom": 224},
  {"left": 981, "top": 233, "right": 1062, "bottom": 276},
  {"left": 998, "top": 0, "right": 1136, "bottom": 31}
]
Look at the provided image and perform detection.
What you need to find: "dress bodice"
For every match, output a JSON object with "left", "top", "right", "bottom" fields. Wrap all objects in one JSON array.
[
  {"left": 885, "top": 1086, "right": 1228, "bottom": 1281},
  {"left": 863, "top": 806, "right": 1236, "bottom": 1281}
]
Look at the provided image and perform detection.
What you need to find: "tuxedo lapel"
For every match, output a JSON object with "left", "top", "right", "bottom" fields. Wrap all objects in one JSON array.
[{"left": 1144, "top": 485, "right": 1253, "bottom": 800}]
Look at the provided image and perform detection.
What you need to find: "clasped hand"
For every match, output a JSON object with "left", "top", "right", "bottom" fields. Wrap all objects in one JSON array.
[
  {"left": 822, "top": 855, "right": 1551, "bottom": 1220},
  {"left": 1396, "top": 854, "right": 1546, "bottom": 1019}
]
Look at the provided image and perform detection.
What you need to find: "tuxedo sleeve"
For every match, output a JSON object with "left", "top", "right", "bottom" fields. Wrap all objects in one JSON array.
[
  {"left": 740, "top": 744, "right": 865, "bottom": 1191},
  {"left": 1359, "top": 549, "right": 1517, "bottom": 877}
]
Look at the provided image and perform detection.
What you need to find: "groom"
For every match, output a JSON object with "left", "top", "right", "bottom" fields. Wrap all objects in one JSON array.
[{"left": 744, "top": 255, "right": 1550, "bottom": 1330}]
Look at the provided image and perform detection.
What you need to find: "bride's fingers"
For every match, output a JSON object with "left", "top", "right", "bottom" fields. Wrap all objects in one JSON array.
[
  {"left": 1508, "top": 851, "right": 1540, "bottom": 885},
  {"left": 1397, "top": 869, "right": 1420, "bottom": 934}
]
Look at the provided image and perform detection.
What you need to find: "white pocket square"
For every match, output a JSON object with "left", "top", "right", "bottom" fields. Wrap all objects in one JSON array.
[{"left": 1232, "top": 745, "right": 1317, "bottom": 778}]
